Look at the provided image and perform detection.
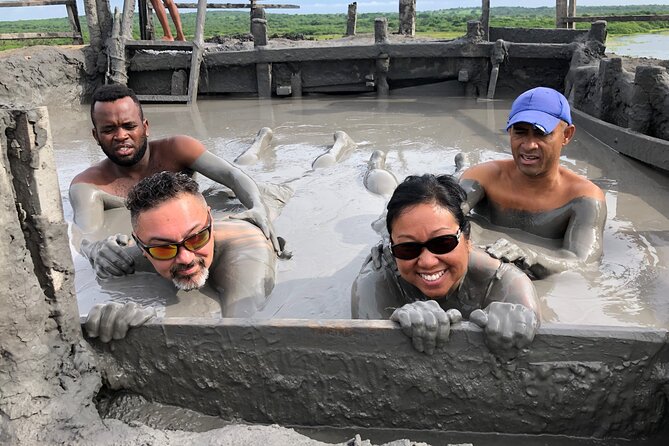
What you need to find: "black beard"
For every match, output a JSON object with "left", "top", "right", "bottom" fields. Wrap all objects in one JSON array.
[{"left": 104, "top": 136, "right": 148, "bottom": 167}]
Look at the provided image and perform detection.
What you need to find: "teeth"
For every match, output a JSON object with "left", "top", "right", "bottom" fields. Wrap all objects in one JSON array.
[{"left": 419, "top": 271, "right": 444, "bottom": 282}]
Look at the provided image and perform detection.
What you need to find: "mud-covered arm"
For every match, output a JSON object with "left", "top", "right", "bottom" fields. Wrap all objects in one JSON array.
[
  {"left": 189, "top": 151, "right": 281, "bottom": 255},
  {"left": 69, "top": 183, "right": 107, "bottom": 235},
  {"left": 80, "top": 233, "right": 156, "bottom": 278},
  {"left": 470, "top": 259, "right": 541, "bottom": 359},
  {"left": 486, "top": 198, "right": 606, "bottom": 278},
  {"left": 459, "top": 178, "right": 486, "bottom": 214},
  {"left": 351, "top": 252, "right": 405, "bottom": 319},
  {"left": 210, "top": 221, "right": 277, "bottom": 317}
]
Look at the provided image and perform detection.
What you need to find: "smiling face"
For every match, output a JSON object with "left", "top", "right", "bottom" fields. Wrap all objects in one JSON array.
[
  {"left": 390, "top": 202, "right": 470, "bottom": 299},
  {"left": 133, "top": 193, "right": 214, "bottom": 291},
  {"left": 509, "top": 121, "right": 574, "bottom": 177},
  {"left": 92, "top": 96, "right": 149, "bottom": 167}
]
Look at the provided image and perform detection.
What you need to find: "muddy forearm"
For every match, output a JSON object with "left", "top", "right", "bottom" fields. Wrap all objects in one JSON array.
[
  {"left": 459, "top": 178, "right": 485, "bottom": 214},
  {"left": 189, "top": 151, "right": 265, "bottom": 211}
]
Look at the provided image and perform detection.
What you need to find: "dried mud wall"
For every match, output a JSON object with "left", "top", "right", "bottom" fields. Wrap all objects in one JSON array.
[
  {"left": 561, "top": 21, "right": 669, "bottom": 143},
  {"left": 0, "top": 46, "right": 99, "bottom": 109},
  {"left": 0, "top": 108, "right": 102, "bottom": 444},
  {"left": 88, "top": 318, "right": 669, "bottom": 439}
]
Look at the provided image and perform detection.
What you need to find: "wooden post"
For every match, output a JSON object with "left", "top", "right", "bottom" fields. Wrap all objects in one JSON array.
[
  {"left": 252, "top": 17, "right": 268, "bottom": 46},
  {"left": 466, "top": 20, "right": 484, "bottom": 41},
  {"left": 398, "top": 0, "right": 416, "bottom": 36},
  {"left": 568, "top": 0, "right": 576, "bottom": 30},
  {"left": 107, "top": 8, "right": 128, "bottom": 85},
  {"left": 481, "top": 0, "right": 490, "bottom": 41},
  {"left": 256, "top": 63, "right": 272, "bottom": 98},
  {"left": 556, "top": 0, "right": 568, "bottom": 28},
  {"left": 251, "top": 6, "right": 267, "bottom": 34},
  {"left": 346, "top": 2, "right": 357, "bottom": 36},
  {"left": 121, "top": 0, "right": 135, "bottom": 40},
  {"left": 65, "top": 0, "right": 84, "bottom": 44},
  {"left": 376, "top": 55, "right": 390, "bottom": 97},
  {"left": 97, "top": 0, "right": 114, "bottom": 41},
  {"left": 187, "top": 0, "right": 207, "bottom": 104},
  {"left": 375, "top": 17, "right": 388, "bottom": 44},
  {"left": 83, "top": 0, "right": 102, "bottom": 50}
]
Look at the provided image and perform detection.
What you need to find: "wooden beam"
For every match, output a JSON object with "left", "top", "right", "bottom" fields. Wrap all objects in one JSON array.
[
  {"left": 0, "top": 32, "right": 79, "bottom": 40},
  {"left": 0, "top": 0, "right": 71, "bottom": 6},
  {"left": 567, "top": 14, "right": 669, "bottom": 23},
  {"left": 174, "top": 3, "right": 298, "bottom": 8}
]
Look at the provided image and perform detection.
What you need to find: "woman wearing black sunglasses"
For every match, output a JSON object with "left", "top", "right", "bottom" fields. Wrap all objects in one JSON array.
[{"left": 352, "top": 174, "right": 541, "bottom": 358}]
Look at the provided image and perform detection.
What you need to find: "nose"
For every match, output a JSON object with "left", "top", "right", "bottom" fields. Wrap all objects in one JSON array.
[
  {"left": 416, "top": 247, "right": 440, "bottom": 268},
  {"left": 113, "top": 127, "right": 129, "bottom": 140},
  {"left": 174, "top": 244, "right": 195, "bottom": 264}
]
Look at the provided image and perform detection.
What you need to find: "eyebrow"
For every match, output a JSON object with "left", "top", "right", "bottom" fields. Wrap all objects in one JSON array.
[{"left": 145, "top": 220, "right": 208, "bottom": 244}]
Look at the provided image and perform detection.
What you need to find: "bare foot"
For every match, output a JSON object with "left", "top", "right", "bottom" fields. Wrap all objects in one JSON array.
[
  {"left": 176, "top": 35, "right": 186, "bottom": 41},
  {"left": 161, "top": 36, "right": 174, "bottom": 41}
]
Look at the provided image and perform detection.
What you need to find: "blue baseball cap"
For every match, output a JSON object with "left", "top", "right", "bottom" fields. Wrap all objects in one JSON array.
[{"left": 506, "top": 87, "right": 572, "bottom": 134}]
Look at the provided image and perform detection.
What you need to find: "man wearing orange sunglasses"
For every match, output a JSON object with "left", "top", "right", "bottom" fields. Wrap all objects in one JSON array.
[{"left": 83, "top": 171, "right": 276, "bottom": 343}]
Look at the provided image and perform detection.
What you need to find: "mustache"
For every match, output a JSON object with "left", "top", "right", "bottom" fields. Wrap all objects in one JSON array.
[{"left": 170, "top": 258, "right": 206, "bottom": 277}]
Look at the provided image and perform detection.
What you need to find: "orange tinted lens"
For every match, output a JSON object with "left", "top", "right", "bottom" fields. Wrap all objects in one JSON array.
[
  {"left": 147, "top": 245, "right": 178, "bottom": 260},
  {"left": 183, "top": 228, "right": 210, "bottom": 251}
]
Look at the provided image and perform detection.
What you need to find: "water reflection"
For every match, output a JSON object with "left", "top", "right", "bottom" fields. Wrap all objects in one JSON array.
[{"left": 48, "top": 91, "right": 669, "bottom": 329}]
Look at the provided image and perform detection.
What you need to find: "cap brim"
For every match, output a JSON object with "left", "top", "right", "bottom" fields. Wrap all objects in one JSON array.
[{"left": 506, "top": 110, "right": 561, "bottom": 133}]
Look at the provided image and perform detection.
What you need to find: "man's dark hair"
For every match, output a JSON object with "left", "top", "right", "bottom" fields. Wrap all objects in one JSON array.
[
  {"left": 126, "top": 171, "right": 202, "bottom": 226},
  {"left": 386, "top": 174, "right": 471, "bottom": 238},
  {"left": 90, "top": 84, "right": 143, "bottom": 124}
]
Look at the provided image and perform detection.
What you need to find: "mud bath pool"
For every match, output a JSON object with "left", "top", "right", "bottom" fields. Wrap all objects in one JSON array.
[{"left": 49, "top": 88, "right": 669, "bottom": 330}]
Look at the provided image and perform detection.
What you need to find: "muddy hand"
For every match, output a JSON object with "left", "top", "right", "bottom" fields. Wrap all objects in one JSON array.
[
  {"left": 470, "top": 301, "right": 539, "bottom": 359},
  {"left": 80, "top": 234, "right": 135, "bottom": 279},
  {"left": 370, "top": 239, "right": 395, "bottom": 270},
  {"left": 229, "top": 206, "right": 286, "bottom": 257},
  {"left": 390, "top": 301, "right": 462, "bottom": 355},
  {"left": 84, "top": 302, "right": 156, "bottom": 343},
  {"left": 485, "top": 238, "right": 533, "bottom": 270}
]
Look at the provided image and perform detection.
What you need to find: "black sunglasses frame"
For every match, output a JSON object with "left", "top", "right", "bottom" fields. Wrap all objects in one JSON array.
[
  {"left": 133, "top": 214, "right": 212, "bottom": 260},
  {"left": 390, "top": 229, "right": 462, "bottom": 260}
]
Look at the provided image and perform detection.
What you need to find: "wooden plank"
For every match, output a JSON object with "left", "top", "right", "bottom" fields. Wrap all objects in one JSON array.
[
  {"left": 125, "top": 39, "right": 193, "bottom": 50},
  {"left": 136, "top": 94, "right": 189, "bottom": 103},
  {"left": 65, "top": 0, "right": 83, "bottom": 44},
  {"left": 174, "top": 2, "right": 298, "bottom": 8},
  {"left": 0, "top": 32, "right": 78, "bottom": 40},
  {"left": 0, "top": 0, "right": 71, "bottom": 6},
  {"left": 187, "top": 0, "right": 208, "bottom": 104},
  {"left": 567, "top": 14, "right": 669, "bottom": 23}
]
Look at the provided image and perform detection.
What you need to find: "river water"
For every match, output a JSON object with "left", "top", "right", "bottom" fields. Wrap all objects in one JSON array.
[
  {"left": 607, "top": 31, "right": 669, "bottom": 59},
  {"left": 49, "top": 86, "right": 669, "bottom": 330}
]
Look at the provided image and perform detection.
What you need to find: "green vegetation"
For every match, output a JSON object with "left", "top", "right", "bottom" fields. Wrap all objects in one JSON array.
[{"left": 1, "top": 5, "right": 669, "bottom": 51}]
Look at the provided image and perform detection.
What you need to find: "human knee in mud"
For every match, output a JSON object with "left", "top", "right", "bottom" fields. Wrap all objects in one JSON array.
[
  {"left": 459, "top": 87, "right": 606, "bottom": 278},
  {"left": 83, "top": 172, "right": 277, "bottom": 343},
  {"left": 351, "top": 174, "right": 541, "bottom": 359},
  {"left": 70, "top": 84, "right": 285, "bottom": 257}
]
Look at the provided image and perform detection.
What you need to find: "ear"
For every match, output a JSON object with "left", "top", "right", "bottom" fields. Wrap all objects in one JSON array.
[
  {"left": 143, "top": 119, "right": 149, "bottom": 137},
  {"left": 92, "top": 127, "right": 100, "bottom": 145},
  {"left": 563, "top": 124, "right": 575, "bottom": 145}
]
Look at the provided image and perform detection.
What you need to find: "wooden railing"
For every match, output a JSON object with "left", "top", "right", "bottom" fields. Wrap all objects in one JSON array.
[
  {"left": 0, "top": 0, "right": 83, "bottom": 43},
  {"left": 557, "top": 0, "right": 669, "bottom": 28}
]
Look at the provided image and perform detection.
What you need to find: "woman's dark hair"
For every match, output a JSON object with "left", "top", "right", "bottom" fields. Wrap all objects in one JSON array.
[{"left": 386, "top": 174, "right": 470, "bottom": 237}]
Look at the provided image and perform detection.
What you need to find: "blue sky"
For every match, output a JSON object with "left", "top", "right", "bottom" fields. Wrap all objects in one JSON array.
[{"left": 1, "top": 0, "right": 668, "bottom": 22}]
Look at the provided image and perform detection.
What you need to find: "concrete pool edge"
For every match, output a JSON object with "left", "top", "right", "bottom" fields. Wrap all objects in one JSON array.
[{"left": 84, "top": 318, "right": 669, "bottom": 439}]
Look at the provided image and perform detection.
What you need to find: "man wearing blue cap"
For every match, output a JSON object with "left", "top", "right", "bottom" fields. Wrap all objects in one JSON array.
[{"left": 459, "top": 87, "right": 606, "bottom": 279}]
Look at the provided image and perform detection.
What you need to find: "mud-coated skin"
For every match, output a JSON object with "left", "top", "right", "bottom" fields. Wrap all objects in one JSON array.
[
  {"left": 459, "top": 174, "right": 606, "bottom": 278},
  {"left": 69, "top": 135, "right": 282, "bottom": 255},
  {"left": 82, "top": 219, "right": 277, "bottom": 341},
  {"left": 352, "top": 245, "right": 540, "bottom": 357}
]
